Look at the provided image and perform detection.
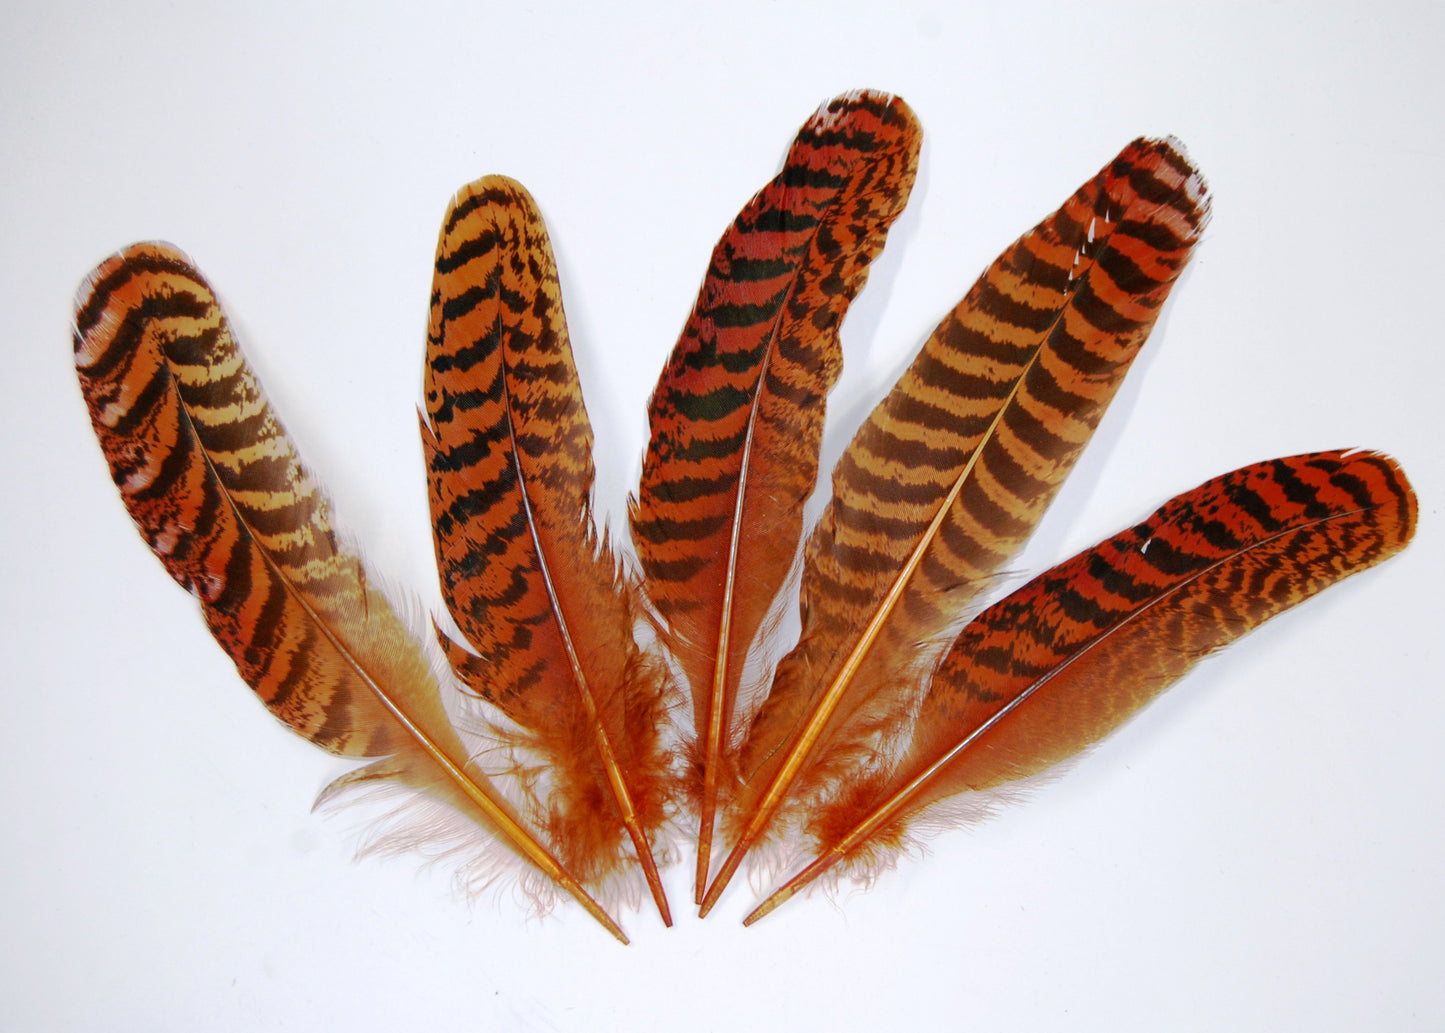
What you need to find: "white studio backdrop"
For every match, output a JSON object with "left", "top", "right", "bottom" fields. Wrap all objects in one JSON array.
[{"left": 3, "top": 3, "right": 1441, "bottom": 1030}]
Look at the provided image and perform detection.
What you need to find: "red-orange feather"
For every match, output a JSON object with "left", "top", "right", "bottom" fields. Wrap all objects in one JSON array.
[
  {"left": 630, "top": 90, "right": 921, "bottom": 900},
  {"left": 422, "top": 178, "right": 677, "bottom": 922},
  {"left": 747, "top": 449, "right": 1417, "bottom": 921}
]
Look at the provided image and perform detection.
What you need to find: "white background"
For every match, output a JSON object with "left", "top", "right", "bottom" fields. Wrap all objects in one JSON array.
[{"left": 3, "top": 3, "right": 1442, "bottom": 1030}]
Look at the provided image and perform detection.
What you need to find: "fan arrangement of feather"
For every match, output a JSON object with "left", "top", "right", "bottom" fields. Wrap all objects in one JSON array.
[{"left": 74, "top": 91, "right": 1416, "bottom": 944}]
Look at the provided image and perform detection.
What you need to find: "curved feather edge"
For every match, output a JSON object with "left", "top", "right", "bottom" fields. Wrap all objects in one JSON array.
[
  {"left": 745, "top": 449, "right": 1417, "bottom": 922},
  {"left": 73, "top": 243, "right": 628, "bottom": 942}
]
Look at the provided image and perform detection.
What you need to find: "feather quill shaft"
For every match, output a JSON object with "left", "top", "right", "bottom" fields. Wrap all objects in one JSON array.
[
  {"left": 704, "top": 138, "right": 1211, "bottom": 913},
  {"left": 74, "top": 244, "right": 627, "bottom": 942},
  {"left": 630, "top": 90, "right": 921, "bottom": 901},
  {"left": 423, "top": 179, "right": 675, "bottom": 922},
  {"left": 746, "top": 450, "right": 1417, "bottom": 922}
]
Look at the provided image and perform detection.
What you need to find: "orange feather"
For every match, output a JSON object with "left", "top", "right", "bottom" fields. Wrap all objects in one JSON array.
[
  {"left": 421, "top": 178, "right": 678, "bottom": 923},
  {"left": 746, "top": 449, "right": 1417, "bottom": 921},
  {"left": 630, "top": 90, "right": 921, "bottom": 901}
]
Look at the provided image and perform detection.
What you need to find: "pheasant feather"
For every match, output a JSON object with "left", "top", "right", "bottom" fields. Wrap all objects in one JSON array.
[
  {"left": 422, "top": 178, "right": 677, "bottom": 922},
  {"left": 631, "top": 90, "right": 921, "bottom": 900},
  {"left": 747, "top": 449, "right": 1417, "bottom": 921}
]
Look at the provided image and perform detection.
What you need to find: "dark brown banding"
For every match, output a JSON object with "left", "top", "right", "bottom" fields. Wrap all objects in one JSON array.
[{"left": 628, "top": 91, "right": 922, "bottom": 900}]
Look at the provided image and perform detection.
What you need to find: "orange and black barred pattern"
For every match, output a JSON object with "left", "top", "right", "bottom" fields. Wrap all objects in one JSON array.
[
  {"left": 423, "top": 177, "right": 598, "bottom": 725},
  {"left": 422, "top": 178, "right": 675, "bottom": 890},
  {"left": 768, "top": 451, "right": 1415, "bottom": 906},
  {"left": 73, "top": 244, "right": 431, "bottom": 756},
  {"left": 631, "top": 91, "right": 921, "bottom": 735},
  {"left": 742, "top": 138, "right": 1212, "bottom": 792},
  {"left": 829, "top": 450, "right": 1419, "bottom": 849},
  {"left": 422, "top": 177, "right": 667, "bottom": 740}
]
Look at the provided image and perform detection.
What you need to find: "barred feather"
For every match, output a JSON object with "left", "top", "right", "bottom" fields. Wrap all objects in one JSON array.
[
  {"left": 630, "top": 90, "right": 921, "bottom": 899},
  {"left": 422, "top": 179, "right": 677, "bottom": 922},
  {"left": 748, "top": 450, "right": 1418, "bottom": 921}
]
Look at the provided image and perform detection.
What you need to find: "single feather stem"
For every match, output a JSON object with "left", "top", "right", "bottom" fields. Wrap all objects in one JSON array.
[
  {"left": 426, "top": 179, "right": 676, "bottom": 920},
  {"left": 505, "top": 393, "right": 671, "bottom": 927},
  {"left": 694, "top": 309, "right": 775, "bottom": 905}
]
